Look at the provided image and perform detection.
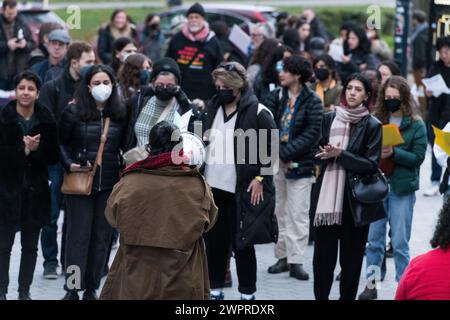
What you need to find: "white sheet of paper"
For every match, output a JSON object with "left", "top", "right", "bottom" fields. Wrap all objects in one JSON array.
[
  {"left": 328, "top": 43, "right": 344, "bottom": 63},
  {"left": 229, "top": 25, "right": 251, "bottom": 56},
  {"left": 422, "top": 74, "right": 450, "bottom": 97}
]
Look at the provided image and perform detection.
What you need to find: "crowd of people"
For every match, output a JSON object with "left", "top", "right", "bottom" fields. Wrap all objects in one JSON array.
[{"left": 0, "top": 0, "right": 449, "bottom": 301}]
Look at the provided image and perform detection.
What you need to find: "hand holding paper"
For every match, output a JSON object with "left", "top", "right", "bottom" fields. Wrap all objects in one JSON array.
[
  {"left": 432, "top": 125, "right": 450, "bottom": 156},
  {"left": 421, "top": 74, "right": 450, "bottom": 97},
  {"left": 382, "top": 124, "right": 404, "bottom": 146}
]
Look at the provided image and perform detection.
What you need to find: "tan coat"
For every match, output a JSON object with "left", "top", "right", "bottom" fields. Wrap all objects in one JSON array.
[{"left": 100, "top": 166, "right": 218, "bottom": 300}]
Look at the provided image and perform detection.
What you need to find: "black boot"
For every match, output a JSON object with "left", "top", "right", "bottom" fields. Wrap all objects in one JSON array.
[
  {"left": 289, "top": 264, "right": 309, "bottom": 280},
  {"left": 82, "top": 290, "right": 98, "bottom": 300},
  {"left": 358, "top": 286, "right": 378, "bottom": 300},
  {"left": 0, "top": 293, "right": 6, "bottom": 300},
  {"left": 62, "top": 291, "right": 79, "bottom": 300},
  {"left": 18, "top": 291, "right": 31, "bottom": 300},
  {"left": 267, "top": 258, "right": 289, "bottom": 274}
]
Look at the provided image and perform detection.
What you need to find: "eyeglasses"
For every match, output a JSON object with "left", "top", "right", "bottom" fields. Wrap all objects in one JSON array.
[{"left": 250, "top": 33, "right": 264, "bottom": 38}]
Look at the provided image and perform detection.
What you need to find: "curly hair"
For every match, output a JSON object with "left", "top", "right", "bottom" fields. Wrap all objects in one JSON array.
[
  {"left": 281, "top": 54, "right": 312, "bottom": 85},
  {"left": 430, "top": 198, "right": 450, "bottom": 251},
  {"left": 117, "top": 53, "right": 152, "bottom": 99}
]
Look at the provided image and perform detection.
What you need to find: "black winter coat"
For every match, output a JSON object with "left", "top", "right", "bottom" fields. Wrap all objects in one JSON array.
[
  {"left": 0, "top": 14, "right": 35, "bottom": 80},
  {"left": 59, "top": 103, "right": 127, "bottom": 191},
  {"left": 97, "top": 24, "right": 137, "bottom": 65},
  {"left": 426, "top": 60, "right": 450, "bottom": 127},
  {"left": 337, "top": 49, "right": 379, "bottom": 84},
  {"left": 166, "top": 31, "right": 223, "bottom": 101},
  {"left": 123, "top": 86, "right": 199, "bottom": 152},
  {"left": 263, "top": 85, "right": 323, "bottom": 179},
  {"left": 311, "top": 111, "right": 385, "bottom": 227},
  {"left": 199, "top": 87, "right": 278, "bottom": 249},
  {"left": 39, "top": 67, "right": 81, "bottom": 122},
  {"left": 0, "top": 101, "right": 59, "bottom": 225}
]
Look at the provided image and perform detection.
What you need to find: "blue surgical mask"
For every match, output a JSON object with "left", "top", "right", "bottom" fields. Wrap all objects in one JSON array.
[
  {"left": 276, "top": 61, "right": 284, "bottom": 73},
  {"left": 140, "top": 69, "right": 151, "bottom": 86}
]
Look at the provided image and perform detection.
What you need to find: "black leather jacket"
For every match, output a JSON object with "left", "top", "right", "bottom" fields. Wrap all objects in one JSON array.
[
  {"left": 59, "top": 103, "right": 127, "bottom": 191},
  {"left": 312, "top": 111, "right": 384, "bottom": 226},
  {"left": 263, "top": 85, "right": 323, "bottom": 179}
]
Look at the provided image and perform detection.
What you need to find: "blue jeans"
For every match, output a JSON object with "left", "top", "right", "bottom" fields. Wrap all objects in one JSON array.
[
  {"left": 40, "top": 164, "right": 64, "bottom": 268},
  {"left": 365, "top": 191, "right": 416, "bottom": 282}
]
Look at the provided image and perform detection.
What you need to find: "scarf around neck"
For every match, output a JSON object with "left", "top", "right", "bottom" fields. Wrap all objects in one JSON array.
[
  {"left": 314, "top": 105, "right": 369, "bottom": 226},
  {"left": 124, "top": 151, "right": 189, "bottom": 174},
  {"left": 181, "top": 23, "right": 210, "bottom": 42}
]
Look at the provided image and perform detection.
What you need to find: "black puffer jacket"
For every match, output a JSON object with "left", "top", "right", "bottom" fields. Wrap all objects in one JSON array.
[
  {"left": 311, "top": 111, "right": 385, "bottom": 227},
  {"left": 0, "top": 101, "right": 59, "bottom": 225},
  {"left": 59, "top": 103, "right": 127, "bottom": 191},
  {"left": 123, "top": 86, "right": 199, "bottom": 152},
  {"left": 199, "top": 87, "right": 278, "bottom": 250},
  {"left": 263, "top": 85, "right": 323, "bottom": 179}
]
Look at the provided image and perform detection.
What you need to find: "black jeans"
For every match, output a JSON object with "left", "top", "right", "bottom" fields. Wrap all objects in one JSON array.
[
  {"left": 64, "top": 190, "right": 112, "bottom": 292},
  {"left": 204, "top": 188, "right": 257, "bottom": 295},
  {"left": 313, "top": 196, "right": 369, "bottom": 300},
  {"left": 0, "top": 222, "right": 41, "bottom": 295}
]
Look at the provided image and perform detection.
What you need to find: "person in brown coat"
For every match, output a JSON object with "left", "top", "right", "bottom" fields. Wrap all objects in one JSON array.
[{"left": 100, "top": 121, "right": 217, "bottom": 300}]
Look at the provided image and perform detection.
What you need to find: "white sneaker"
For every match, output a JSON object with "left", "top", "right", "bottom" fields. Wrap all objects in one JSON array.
[{"left": 424, "top": 184, "right": 440, "bottom": 197}]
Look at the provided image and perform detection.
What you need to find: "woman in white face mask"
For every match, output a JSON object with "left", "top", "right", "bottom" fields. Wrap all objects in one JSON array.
[{"left": 59, "top": 64, "right": 127, "bottom": 300}]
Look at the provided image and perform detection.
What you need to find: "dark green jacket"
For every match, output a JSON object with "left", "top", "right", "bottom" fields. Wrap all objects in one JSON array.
[{"left": 390, "top": 116, "right": 427, "bottom": 195}]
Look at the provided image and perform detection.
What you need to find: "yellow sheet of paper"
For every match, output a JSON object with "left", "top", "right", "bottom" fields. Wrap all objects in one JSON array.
[
  {"left": 382, "top": 124, "right": 404, "bottom": 146},
  {"left": 433, "top": 125, "right": 450, "bottom": 156}
]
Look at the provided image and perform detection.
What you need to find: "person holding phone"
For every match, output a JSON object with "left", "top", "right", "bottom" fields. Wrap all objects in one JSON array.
[
  {"left": 0, "top": 0, "right": 35, "bottom": 91},
  {"left": 59, "top": 64, "right": 126, "bottom": 300},
  {"left": 0, "top": 71, "right": 59, "bottom": 300}
]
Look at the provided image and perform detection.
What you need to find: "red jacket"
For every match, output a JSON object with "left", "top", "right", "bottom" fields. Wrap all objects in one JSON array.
[{"left": 395, "top": 248, "right": 450, "bottom": 300}]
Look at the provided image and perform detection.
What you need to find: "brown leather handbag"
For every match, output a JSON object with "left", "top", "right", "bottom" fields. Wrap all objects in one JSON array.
[{"left": 61, "top": 118, "right": 110, "bottom": 195}]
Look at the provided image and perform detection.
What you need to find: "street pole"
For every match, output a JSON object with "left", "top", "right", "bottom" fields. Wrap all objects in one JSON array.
[{"left": 394, "top": 0, "right": 412, "bottom": 77}]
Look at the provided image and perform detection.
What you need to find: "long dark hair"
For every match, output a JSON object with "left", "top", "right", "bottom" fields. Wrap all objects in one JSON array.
[
  {"left": 249, "top": 38, "right": 279, "bottom": 66},
  {"left": 117, "top": 53, "right": 151, "bottom": 99},
  {"left": 340, "top": 73, "right": 373, "bottom": 108},
  {"left": 262, "top": 44, "right": 293, "bottom": 85},
  {"left": 345, "top": 26, "right": 371, "bottom": 55},
  {"left": 73, "top": 64, "right": 125, "bottom": 122},
  {"left": 111, "top": 37, "right": 136, "bottom": 74}
]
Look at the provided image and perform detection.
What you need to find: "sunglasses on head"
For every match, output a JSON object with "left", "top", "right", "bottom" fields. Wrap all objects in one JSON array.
[{"left": 219, "top": 63, "right": 238, "bottom": 73}]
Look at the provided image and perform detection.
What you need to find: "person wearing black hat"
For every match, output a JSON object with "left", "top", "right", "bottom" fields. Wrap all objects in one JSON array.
[
  {"left": 166, "top": 2, "right": 223, "bottom": 102},
  {"left": 123, "top": 57, "right": 199, "bottom": 153}
]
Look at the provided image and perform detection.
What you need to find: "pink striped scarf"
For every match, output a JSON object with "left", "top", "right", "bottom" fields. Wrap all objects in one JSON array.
[
  {"left": 181, "top": 23, "right": 210, "bottom": 42},
  {"left": 314, "top": 105, "right": 369, "bottom": 226}
]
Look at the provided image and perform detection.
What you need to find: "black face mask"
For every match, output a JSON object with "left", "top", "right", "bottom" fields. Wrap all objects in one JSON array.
[
  {"left": 155, "top": 86, "right": 178, "bottom": 101},
  {"left": 314, "top": 68, "right": 330, "bottom": 81},
  {"left": 148, "top": 24, "right": 160, "bottom": 33},
  {"left": 384, "top": 98, "right": 402, "bottom": 113},
  {"left": 217, "top": 89, "right": 236, "bottom": 105}
]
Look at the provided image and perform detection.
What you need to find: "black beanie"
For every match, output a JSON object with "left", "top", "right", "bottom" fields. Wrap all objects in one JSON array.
[
  {"left": 150, "top": 57, "right": 181, "bottom": 83},
  {"left": 186, "top": 2, "right": 205, "bottom": 17}
]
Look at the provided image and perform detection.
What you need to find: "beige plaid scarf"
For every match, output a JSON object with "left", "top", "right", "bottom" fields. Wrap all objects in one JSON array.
[{"left": 314, "top": 105, "right": 369, "bottom": 226}]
